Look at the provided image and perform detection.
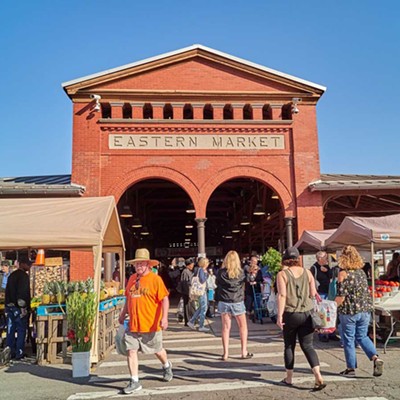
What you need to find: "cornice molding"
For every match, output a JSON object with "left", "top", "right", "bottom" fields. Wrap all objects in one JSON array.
[{"left": 99, "top": 125, "right": 290, "bottom": 134}]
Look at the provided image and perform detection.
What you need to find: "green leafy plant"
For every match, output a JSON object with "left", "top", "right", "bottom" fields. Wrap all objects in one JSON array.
[
  {"left": 66, "top": 292, "right": 97, "bottom": 352},
  {"left": 261, "top": 247, "right": 282, "bottom": 283}
]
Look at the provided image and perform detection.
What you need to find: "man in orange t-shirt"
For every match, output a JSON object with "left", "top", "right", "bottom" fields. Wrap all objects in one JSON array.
[{"left": 118, "top": 248, "right": 172, "bottom": 394}]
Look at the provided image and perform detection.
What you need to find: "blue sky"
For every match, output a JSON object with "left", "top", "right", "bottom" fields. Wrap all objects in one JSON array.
[{"left": 1, "top": 1, "right": 399, "bottom": 177}]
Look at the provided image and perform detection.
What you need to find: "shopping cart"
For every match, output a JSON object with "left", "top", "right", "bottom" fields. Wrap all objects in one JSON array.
[{"left": 251, "top": 285, "right": 267, "bottom": 324}]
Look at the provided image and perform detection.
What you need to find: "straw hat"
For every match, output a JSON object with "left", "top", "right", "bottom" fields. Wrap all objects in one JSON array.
[{"left": 127, "top": 248, "right": 159, "bottom": 267}]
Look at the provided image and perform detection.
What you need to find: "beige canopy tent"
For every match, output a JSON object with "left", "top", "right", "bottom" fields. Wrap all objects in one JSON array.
[
  {"left": 325, "top": 213, "right": 400, "bottom": 346},
  {"left": 0, "top": 196, "right": 126, "bottom": 362},
  {"left": 295, "top": 229, "right": 336, "bottom": 253}
]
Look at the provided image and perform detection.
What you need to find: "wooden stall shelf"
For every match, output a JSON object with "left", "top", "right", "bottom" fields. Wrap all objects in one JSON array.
[{"left": 36, "top": 314, "right": 68, "bottom": 365}]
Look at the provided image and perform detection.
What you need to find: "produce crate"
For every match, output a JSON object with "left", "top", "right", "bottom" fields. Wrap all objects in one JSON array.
[
  {"left": 98, "top": 301, "right": 125, "bottom": 361},
  {"left": 113, "top": 296, "right": 126, "bottom": 307},
  {"left": 37, "top": 304, "right": 67, "bottom": 316},
  {"left": 36, "top": 314, "right": 68, "bottom": 365},
  {"left": 99, "top": 298, "right": 114, "bottom": 311}
]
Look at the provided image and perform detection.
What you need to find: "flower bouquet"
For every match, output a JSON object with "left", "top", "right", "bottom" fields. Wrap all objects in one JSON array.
[
  {"left": 66, "top": 291, "right": 97, "bottom": 377},
  {"left": 66, "top": 291, "right": 97, "bottom": 352}
]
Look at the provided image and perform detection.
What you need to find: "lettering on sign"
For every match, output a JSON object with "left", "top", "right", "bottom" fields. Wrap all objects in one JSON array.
[{"left": 109, "top": 134, "right": 284, "bottom": 150}]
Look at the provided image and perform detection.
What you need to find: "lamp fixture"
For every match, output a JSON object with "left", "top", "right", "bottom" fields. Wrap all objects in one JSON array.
[
  {"left": 240, "top": 216, "right": 250, "bottom": 226},
  {"left": 271, "top": 193, "right": 279, "bottom": 200},
  {"left": 291, "top": 97, "right": 301, "bottom": 114},
  {"left": 140, "top": 226, "right": 150, "bottom": 236},
  {"left": 184, "top": 238, "right": 191, "bottom": 242},
  {"left": 185, "top": 232, "right": 192, "bottom": 236},
  {"left": 225, "top": 233, "right": 233, "bottom": 239},
  {"left": 131, "top": 218, "right": 142, "bottom": 228},
  {"left": 253, "top": 203, "right": 265, "bottom": 216},
  {"left": 90, "top": 94, "right": 101, "bottom": 113},
  {"left": 186, "top": 202, "right": 195, "bottom": 213},
  {"left": 231, "top": 225, "right": 240, "bottom": 233},
  {"left": 185, "top": 220, "right": 194, "bottom": 229},
  {"left": 120, "top": 205, "right": 133, "bottom": 218}
]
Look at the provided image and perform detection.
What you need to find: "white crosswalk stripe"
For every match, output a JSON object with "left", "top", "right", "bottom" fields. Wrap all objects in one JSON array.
[{"left": 67, "top": 316, "right": 379, "bottom": 400}]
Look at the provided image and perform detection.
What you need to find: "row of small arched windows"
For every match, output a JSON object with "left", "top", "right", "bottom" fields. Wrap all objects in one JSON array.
[{"left": 101, "top": 103, "right": 293, "bottom": 120}]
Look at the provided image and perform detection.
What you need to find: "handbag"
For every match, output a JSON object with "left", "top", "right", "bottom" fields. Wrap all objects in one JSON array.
[{"left": 189, "top": 270, "right": 206, "bottom": 299}]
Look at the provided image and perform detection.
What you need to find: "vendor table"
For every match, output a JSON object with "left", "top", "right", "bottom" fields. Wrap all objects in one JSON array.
[{"left": 374, "top": 291, "right": 400, "bottom": 353}]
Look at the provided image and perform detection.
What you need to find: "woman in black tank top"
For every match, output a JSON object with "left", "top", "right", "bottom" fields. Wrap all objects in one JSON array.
[{"left": 276, "top": 247, "right": 326, "bottom": 391}]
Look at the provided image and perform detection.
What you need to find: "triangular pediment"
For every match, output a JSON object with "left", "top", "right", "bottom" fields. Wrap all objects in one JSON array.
[{"left": 63, "top": 45, "right": 325, "bottom": 101}]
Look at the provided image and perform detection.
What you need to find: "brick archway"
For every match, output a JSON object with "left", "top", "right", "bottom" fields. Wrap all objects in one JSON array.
[
  {"left": 199, "top": 166, "right": 294, "bottom": 217},
  {"left": 103, "top": 166, "right": 201, "bottom": 212}
]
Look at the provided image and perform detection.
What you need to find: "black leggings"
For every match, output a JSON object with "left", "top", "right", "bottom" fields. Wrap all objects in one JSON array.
[{"left": 283, "top": 311, "right": 320, "bottom": 370}]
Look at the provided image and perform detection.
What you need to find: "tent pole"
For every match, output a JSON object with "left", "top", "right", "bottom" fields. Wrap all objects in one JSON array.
[
  {"left": 371, "top": 242, "right": 376, "bottom": 348},
  {"left": 91, "top": 244, "right": 103, "bottom": 364}
]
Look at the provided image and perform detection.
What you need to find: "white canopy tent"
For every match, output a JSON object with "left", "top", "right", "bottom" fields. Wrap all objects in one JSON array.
[
  {"left": 0, "top": 196, "right": 126, "bottom": 362},
  {"left": 325, "top": 213, "right": 400, "bottom": 346},
  {"left": 295, "top": 229, "right": 336, "bottom": 253}
]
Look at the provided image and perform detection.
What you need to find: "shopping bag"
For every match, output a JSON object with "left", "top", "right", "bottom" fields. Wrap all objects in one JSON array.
[
  {"left": 315, "top": 299, "right": 337, "bottom": 334},
  {"left": 189, "top": 270, "right": 206, "bottom": 299},
  {"left": 115, "top": 324, "right": 128, "bottom": 356},
  {"left": 266, "top": 291, "right": 277, "bottom": 317}
]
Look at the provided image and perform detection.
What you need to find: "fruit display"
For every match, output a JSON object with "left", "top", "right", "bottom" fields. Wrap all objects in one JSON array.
[
  {"left": 30, "top": 265, "right": 68, "bottom": 297},
  {"left": 369, "top": 280, "right": 400, "bottom": 300}
]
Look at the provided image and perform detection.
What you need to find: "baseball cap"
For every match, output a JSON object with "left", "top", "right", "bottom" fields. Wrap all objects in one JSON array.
[{"left": 282, "top": 247, "right": 300, "bottom": 260}]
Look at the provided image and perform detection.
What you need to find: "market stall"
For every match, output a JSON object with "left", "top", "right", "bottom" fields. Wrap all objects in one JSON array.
[
  {"left": 0, "top": 196, "right": 126, "bottom": 364},
  {"left": 325, "top": 213, "right": 400, "bottom": 348},
  {"left": 294, "top": 229, "right": 336, "bottom": 253}
]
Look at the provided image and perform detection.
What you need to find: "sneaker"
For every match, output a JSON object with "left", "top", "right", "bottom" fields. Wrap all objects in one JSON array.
[
  {"left": 339, "top": 368, "right": 355, "bottom": 376},
  {"left": 198, "top": 326, "right": 210, "bottom": 332},
  {"left": 187, "top": 321, "right": 196, "bottom": 330},
  {"left": 162, "top": 361, "right": 173, "bottom": 382},
  {"left": 123, "top": 380, "right": 142, "bottom": 394},
  {"left": 373, "top": 358, "right": 384, "bottom": 377},
  {"left": 0, "top": 347, "right": 11, "bottom": 365}
]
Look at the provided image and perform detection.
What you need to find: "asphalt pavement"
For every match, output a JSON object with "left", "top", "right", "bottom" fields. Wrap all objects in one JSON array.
[{"left": 1, "top": 304, "right": 399, "bottom": 400}]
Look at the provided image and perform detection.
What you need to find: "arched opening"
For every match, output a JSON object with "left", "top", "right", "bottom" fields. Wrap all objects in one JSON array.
[
  {"left": 262, "top": 104, "right": 272, "bottom": 120},
  {"left": 117, "top": 179, "right": 197, "bottom": 263},
  {"left": 223, "top": 104, "right": 233, "bottom": 120},
  {"left": 163, "top": 103, "right": 174, "bottom": 119},
  {"left": 122, "top": 103, "right": 132, "bottom": 119},
  {"left": 143, "top": 103, "right": 153, "bottom": 119},
  {"left": 101, "top": 103, "right": 112, "bottom": 119},
  {"left": 183, "top": 104, "right": 193, "bottom": 119},
  {"left": 243, "top": 104, "right": 253, "bottom": 120},
  {"left": 281, "top": 104, "right": 292, "bottom": 120},
  {"left": 206, "top": 178, "right": 285, "bottom": 256},
  {"left": 203, "top": 104, "right": 213, "bottom": 120}
]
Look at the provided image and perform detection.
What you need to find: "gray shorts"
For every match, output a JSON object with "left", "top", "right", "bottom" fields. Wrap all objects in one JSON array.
[
  {"left": 217, "top": 301, "right": 246, "bottom": 316},
  {"left": 124, "top": 331, "right": 163, "bottom": 354}
]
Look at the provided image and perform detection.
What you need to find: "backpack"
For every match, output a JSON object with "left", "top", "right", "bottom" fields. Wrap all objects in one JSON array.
[{"left": 189, "top": 269, "right": 206, "bottom": 299}]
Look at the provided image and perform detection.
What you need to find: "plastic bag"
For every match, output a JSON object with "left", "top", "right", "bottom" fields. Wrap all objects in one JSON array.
[
  {"left": 115, "top": 324, "right": 128, "bottom": 356},
  {"left": 315, "top": 299, "right": 337, "bottom": 334},
  {"left": 266, "top": 291, "right": 277, "bottom": 317}
]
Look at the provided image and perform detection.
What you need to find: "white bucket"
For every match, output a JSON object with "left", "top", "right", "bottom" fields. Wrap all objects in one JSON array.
[{"left": 71, "top": 351, "right": 90, "bottom": 378}]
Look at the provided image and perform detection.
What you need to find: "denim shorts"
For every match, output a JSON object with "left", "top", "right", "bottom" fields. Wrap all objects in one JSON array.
[{"left": 217, "top": 301, "right": 246, "bottom": 316}]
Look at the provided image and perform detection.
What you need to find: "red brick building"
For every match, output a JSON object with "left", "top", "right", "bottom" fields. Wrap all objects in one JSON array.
[{"left": 62, "top": 44, "right": 329, "bottom": 279}]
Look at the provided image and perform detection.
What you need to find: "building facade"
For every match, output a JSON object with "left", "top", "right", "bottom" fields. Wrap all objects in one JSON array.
[{"left": 63, "top": 45, "right": 327, "bottom": 279}]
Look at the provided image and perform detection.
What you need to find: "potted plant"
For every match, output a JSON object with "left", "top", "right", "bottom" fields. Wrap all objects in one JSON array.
[
  {"left": 261, "top": 247, "right": 282, "bottom": 284},
  {"left": 66, "top": 291, "right": 97, "bottom": 378}
]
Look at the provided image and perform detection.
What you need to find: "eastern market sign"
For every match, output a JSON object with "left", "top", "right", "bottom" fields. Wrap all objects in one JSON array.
[{"left": 109, "top": 134, "right": 284, "bottom": 150}]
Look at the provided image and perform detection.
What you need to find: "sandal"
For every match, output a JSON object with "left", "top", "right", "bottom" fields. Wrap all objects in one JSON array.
[
  {"left": 339, "top": 368, "right": 355, "bottom": 376},
  {"left": 280, "top": 378, "right": 293, "bottom": 386},
  {"left": 241, "top": 352, "right": 254, "bottom": 359},
  {"left": 312, "top": 382, "right": 327, "bottom": 392}
]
